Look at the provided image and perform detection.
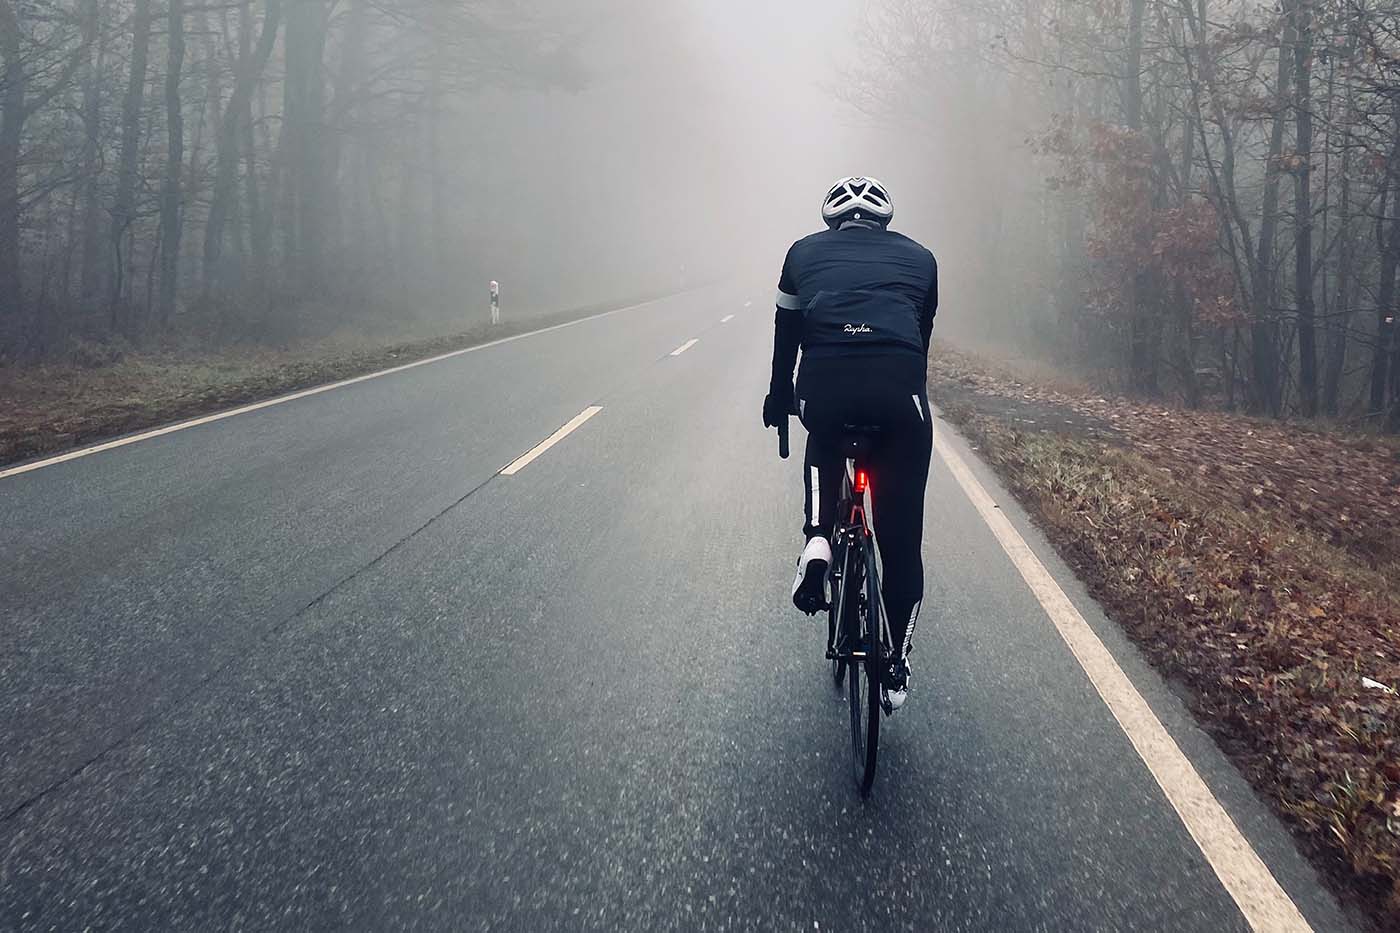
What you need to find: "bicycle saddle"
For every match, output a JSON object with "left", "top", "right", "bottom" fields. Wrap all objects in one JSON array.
[{"left": 840, "top": 425, "right": 882, "bottom": 461}]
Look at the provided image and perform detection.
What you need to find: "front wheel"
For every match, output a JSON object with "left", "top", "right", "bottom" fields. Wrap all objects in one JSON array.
[{"left": 850, "top": 649, "right": 881, "bottom": 794}]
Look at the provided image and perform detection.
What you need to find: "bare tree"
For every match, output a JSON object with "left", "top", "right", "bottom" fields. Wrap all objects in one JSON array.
[
  {"left": 0, "top": 0, "right": 94, "bottom": 352},
  {"left": 202, "top": 0, "right": 281, "bottom": 295},
  {"left": 157, "top": 0, "right": 185, "bottom": 324}
]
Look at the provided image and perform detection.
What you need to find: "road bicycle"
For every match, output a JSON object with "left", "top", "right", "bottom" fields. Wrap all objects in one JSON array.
[{"left": 779, "top": 420, "right": 895, "bottom": 795}]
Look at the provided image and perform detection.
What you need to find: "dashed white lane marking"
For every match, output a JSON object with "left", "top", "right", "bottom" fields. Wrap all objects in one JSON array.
[
  {"left": 744, "top": 301, "right": 752, "bottom": 308},
  {"left": 721, "top": 315, "right": 735, "bottom": 323},
  {"left": 0, "top": 298, "right": 671, "bottom": 482},
  {"left": 670, "top": 339, "right": 699, "bottom": 357},
  {"left": 500, "top": 407, "right": 603, "bottom": 476},
  {"left": 937, "top": 437, "right": 1312, "bottom": 933}
]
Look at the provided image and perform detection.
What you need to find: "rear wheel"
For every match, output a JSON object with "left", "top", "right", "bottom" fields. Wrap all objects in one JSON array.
[
  {"left": 846, "top": 547, "right": 880, "bottom": 795},
  {"left": 858, "top": 545, "right": 883, "bottom": 793}
]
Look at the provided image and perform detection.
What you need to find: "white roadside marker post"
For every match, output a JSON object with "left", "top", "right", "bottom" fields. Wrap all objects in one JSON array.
[{"left": 489, "top": 279, "right": 500, "bottom": 325}]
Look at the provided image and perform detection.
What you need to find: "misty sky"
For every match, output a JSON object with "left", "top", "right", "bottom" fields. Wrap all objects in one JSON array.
[{"left": 449, "top": 0, "right": 950, "bottom": 311}]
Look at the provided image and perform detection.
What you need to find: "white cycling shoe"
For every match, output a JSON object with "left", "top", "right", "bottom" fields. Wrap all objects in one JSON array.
[
  {"left": 885, "top": 656, "right": 911, "bottom": 712},
  {"left": 791, "top": 536, "right": 831, "bottom": 615}
]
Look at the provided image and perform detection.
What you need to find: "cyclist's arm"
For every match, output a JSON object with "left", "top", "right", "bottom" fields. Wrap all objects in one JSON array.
[
  {"left": 771, "top": 251, "right": 802, "bottom": 395},
  {"left": 920, "top": 252, "right": 939, "bottom": 354}
]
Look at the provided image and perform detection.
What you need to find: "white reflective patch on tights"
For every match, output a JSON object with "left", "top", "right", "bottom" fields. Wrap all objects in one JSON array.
[
  {"left": 901, "top": 601, "right": 921, "bottom": 659},
  {"left": 809, "top": 465, "right": 820, "bottom": 525}
]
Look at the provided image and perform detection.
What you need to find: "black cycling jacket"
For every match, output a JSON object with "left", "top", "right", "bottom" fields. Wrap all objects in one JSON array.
[{"left": 769, "top": 223, "right": 938, "bottom": 396}]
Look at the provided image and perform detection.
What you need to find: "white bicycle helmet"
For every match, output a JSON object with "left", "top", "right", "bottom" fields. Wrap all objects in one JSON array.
[{"left": 821, "top": 176, "right": 894, "bottom": 228}]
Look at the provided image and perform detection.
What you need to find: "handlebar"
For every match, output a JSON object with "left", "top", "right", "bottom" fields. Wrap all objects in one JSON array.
[{"left": 778, "top": 417, "right": 790, "bottom": 460}]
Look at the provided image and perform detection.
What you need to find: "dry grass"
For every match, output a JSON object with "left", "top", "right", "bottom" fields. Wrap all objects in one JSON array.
[
  {"left": 0, "top": 301, "right": 634, "bottom": 468},
  {"left": 930, "top": 346, "right": 1400, "bottom": 930}
]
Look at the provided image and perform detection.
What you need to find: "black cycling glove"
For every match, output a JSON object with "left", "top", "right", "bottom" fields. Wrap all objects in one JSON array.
[{"left": 763, "top": 386, "right": 793, "bottom": 428}]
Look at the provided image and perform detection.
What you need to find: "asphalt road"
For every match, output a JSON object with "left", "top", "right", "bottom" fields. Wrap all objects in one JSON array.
[{"left": 0, "top": 288, "right": 1357, "bottom": 931}]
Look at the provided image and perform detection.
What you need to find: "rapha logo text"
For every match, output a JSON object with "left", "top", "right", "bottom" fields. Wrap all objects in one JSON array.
[{"left": 843, "top": 323, "right": 872, "bottom": 335}]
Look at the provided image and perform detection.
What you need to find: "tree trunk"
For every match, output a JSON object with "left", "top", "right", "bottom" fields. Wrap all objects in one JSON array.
[
  {"left": 1252, "top": 17, "right": 1293, "bottom": 416},
  {"left": 1322, "top": 21, "right": 1355, "bottom": 417},
  {"left": 1370, "top": 110, "right": 1400, "bottom": 419},
  {"left": 77, "top": 0, "right": 107, "bottom": 312},
  {"left": 158, "top": 0, "right": 186, "bottom": 325},
  {"left": 332, "top": 0, "right": 367, "bottom": 261},
  {"left": 0, "top": 0, "right": 26, "bottom": 345},
  {"left": 1323, "top": 132, "right": 1353, "bottom": 416},
  {"left": 1372, "top": 301, "right": 1396, "bottom": 419},
  {"left": 60, "top": 176, "right": 83, "bottom": 316},
  {"left": 1124, "top": 0, "right": 1157, "bottom": 394},
  {"left": 282, "top": 0, "right": 328, "bottom": 291},
  {"left": 1288, "top": 0, "right": 1318, "bottom": 416},
  {"left": 244, "top": 70, "right": 268, "bottom": 289},
  {"left": 203, "top": 0, "right": 281, "bottom": 294},
  {"left": 1178, "top": 62, "right": 1200, "bottom": 407},
  {"left": 110, "top": 0, "right": 153, "bottom": 319}
]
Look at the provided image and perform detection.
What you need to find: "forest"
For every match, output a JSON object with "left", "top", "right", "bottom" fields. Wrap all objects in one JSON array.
[
  {"left": 7, "top": 0, "right": 1400, "bottom": 430},
  {"left": 0, "top": 0, "right": 589, "bottom": 361},
  {"left": 857, "top": 0, "right": 1400, "bottom": 430}
]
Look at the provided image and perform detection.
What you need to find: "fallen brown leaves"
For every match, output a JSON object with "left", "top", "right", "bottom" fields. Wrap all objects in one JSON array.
[
  {"left": 930, "top": 346, "right": 1400, "bottom": 930},
  {"left": 933, "top": 348, "right": 1400, "bottom": 569}
]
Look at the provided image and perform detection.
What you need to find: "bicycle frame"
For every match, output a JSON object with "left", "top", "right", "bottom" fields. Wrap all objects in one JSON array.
[
  {"left": 824, "top": 446, "right": 894, "bottom": 794},
  {"left": 826, "top": 456, "right": 894, "bottom": 666}
]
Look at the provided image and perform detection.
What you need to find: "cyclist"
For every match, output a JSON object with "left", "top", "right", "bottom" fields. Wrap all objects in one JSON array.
[{"left": 762, "top": 177, "right": 937, "bottom": 711}]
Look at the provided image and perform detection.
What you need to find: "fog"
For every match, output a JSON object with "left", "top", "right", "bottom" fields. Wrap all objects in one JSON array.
[
  {"left": 443, "top": 0, "right": 1028, "bottom": 340},
  {"left": 14, "top": 0, "right": 1396, "bottom": 425},
  {"left": 447, "top": 0, "right": 900, "bottom": 313},
  {"left": 2, "top": 0, "right": 1020, "bottom": 357}
]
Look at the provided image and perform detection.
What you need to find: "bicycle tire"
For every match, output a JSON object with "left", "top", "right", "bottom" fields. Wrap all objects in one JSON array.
[
  {"left": 846, "top": 543, "right": 879, "bottom": 794},
  {"left": 855, "top": 540, "right": 882, "bottom": 794}
]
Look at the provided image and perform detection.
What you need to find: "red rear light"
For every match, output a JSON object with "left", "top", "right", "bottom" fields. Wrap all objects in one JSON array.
[{"left": 854, "top": 469, "right": 869, "bottom": 494}]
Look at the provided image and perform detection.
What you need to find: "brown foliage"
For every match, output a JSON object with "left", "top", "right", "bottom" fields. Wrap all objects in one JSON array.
[{"left": 931, "top": 346, "right": 1400, "bottom": 928}]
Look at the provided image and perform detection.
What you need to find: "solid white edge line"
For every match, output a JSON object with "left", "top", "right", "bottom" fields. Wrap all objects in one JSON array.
[
  {"left": 670, "top": 338, "right": 699, "bottom": 357},
  {"left": 936, "top": 435, "right": 1312, "bottom": 933},
  {"left": 499, "top": 406, "right": 603, "bottom": 476},
  {"left": 721, "top": 314, "right": 735, "bottom": 323},
  {"left": 0, "top": 297, "right": 672, "bottom": 482}
]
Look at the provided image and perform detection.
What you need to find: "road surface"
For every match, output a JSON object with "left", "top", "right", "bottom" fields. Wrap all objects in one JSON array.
[{"left": 0, "top": 288, "right": 1354, "bottom": 930}]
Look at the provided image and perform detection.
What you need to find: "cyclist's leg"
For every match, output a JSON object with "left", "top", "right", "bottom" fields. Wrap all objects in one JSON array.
[
  {"left": 796, "top": 366, "right": 847, "bottom": 542},
  {"left": 802, "top": 429, "right": 843, "bottom": 541},
  {"left": 790, "top": 367, "right": 848, "bottom": 612},
  {"left": 868, "top": 389, "right": 934, "bottom": 661}
]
